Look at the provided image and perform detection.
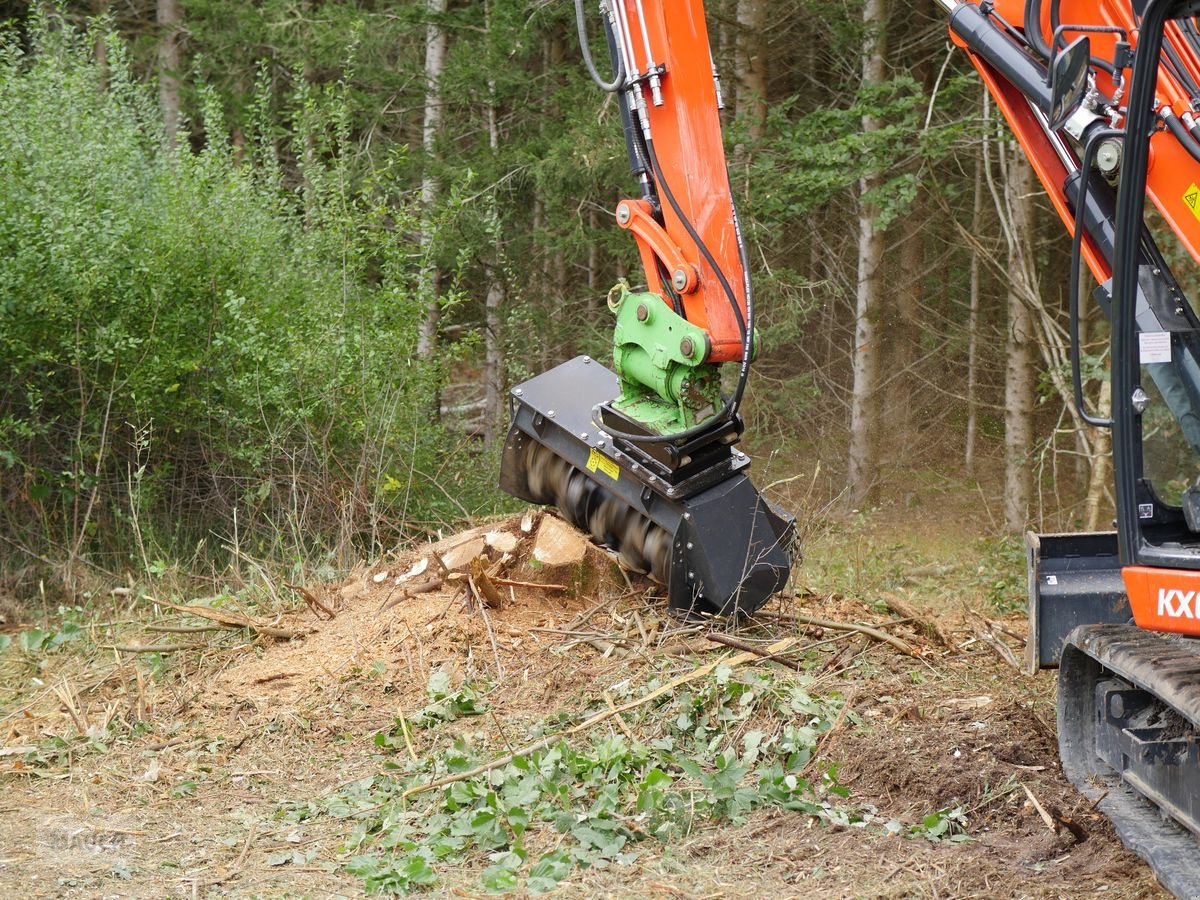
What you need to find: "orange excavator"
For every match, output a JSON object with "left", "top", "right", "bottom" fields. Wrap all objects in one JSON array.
[
  {"left": 498, "top": 0, "right": 1200, "bottom": 891},
  {"left": 499, "top": 0, "right": 794, "bottom": 620}
]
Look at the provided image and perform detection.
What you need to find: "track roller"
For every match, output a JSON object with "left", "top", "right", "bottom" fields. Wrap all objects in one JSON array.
[{"left": 1058, "top": 624, "right": 1200, "bottom": 898}]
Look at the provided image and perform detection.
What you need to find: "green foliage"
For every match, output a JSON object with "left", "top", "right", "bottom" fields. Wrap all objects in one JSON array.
[
  {"left": 974, "top": 535, "right": 1027, "bottom": 613},
  {"left": 888, "top": 806, "right": 971, "bottom": 843},
  {"left": 14, "top": 621, "right": 84, "bottom": 656},
  {"left": 751, "top": 73, "right": 977, "bottom": 228},
  {"left": 279, "top": 665, "right": 861, "bottom": 895},
  {"left": 0, "top": 15, "right": 500, "bottom": 585}
]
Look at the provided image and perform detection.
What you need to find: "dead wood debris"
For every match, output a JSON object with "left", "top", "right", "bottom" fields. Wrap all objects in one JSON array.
[
  {"left": 704, "top": 632, "right": 807, "bottom": 671},
  {"left": 285, "top": 583, "right": 336, "bottom": 620},
  {"left": 880, "top": 591, "right": 952, "bottom": 647},
  {"left": 163, "top": 602, "right": 312, "bottom": 641},
  {"left": 963, "top": 603, "right": 1022, "bottom": 670}
]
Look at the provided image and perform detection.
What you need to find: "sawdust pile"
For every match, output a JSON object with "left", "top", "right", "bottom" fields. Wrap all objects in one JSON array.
[{"left": 209, "top": 510, "right": 642, "bottom": 715}]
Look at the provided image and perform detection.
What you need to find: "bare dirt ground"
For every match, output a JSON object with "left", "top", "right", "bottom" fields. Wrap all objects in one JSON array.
[{"left": 0, "top": 507, "right": 1170, "bottom": 898}]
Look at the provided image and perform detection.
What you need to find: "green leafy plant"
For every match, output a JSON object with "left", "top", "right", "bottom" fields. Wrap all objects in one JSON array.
[{"left": 282, "top": 665, "right": 858, "bottom": 895}]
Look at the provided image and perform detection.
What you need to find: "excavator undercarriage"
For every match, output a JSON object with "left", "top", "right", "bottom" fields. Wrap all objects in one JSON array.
[{"left": 1059, "top": 625, "right": 1200, "bottom": 898}]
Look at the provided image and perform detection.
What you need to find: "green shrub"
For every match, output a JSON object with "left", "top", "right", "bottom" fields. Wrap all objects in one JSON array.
[{"left": 0, "top": 15, "right": 496, "bottom": 594}]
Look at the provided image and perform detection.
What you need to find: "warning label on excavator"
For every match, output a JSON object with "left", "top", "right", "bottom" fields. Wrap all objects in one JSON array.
[
  {"left": 1185, "top": 183, "right": 1200, "bottom": 222},
  {"left": 586, "top": 448, "right": 620, "bottom": 481}
]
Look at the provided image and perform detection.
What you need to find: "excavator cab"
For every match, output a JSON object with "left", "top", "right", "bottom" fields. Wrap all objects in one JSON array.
[{"left": 945, "top": 0, "right": 1200, "bottom": 891}]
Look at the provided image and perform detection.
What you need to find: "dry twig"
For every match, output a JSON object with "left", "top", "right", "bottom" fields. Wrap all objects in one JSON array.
[
  {"left": 704, "top": 632, "right": 807, "bottom": 671},
  {"left": 1023, "top": 783, "right": 1057, "bottom": 833},
  {"left": 790, "top": 613, "right": 920, "bottom": 658},
  {"left": 880, "top": 592, "right": 952, "bottom": 647},
  {"left": 285, "top": 583, "right": 336, "bottom": 620},
  {"left": 102, "top": 643, "right": 207, "bottom": 654}
]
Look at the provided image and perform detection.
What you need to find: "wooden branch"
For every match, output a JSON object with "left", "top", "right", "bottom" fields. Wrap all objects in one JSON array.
[
  {"left": 963, "top": 603, "right": 1022, "bottom": 670},
  {"left": 705, "top": 633, "right": 806, "bottom": 672},
  {"left": 102, "top": 643, "right": 207, "bottom": 654},
  {"left": 491, "top": 577, "right": 568, "bottom": 591},
  {"left": 880, "top": 592, "right": 951, "bottom": 647},
  {"left": 163, "top": 603, "right": 311, "bottom": 640},
  {"left": 400, "top": 637, "right": 799, "bottom": 799},
  {"left": 790, "top": 613, "right": 919, "bottom": 658},
  {"left": 285, "top": 583, "right": 336, "bottom": 620}
]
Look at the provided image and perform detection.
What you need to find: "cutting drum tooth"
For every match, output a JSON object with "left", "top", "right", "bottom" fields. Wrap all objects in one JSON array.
[
  {"left": 588, "top": 493, "right": 623, "bottom": 547},
  {"left": 557, "top": 470, "right": 597, "bottom": 531},
  {"left": 523, "top": 442, "right": 559, "bottom": 504},
  {"left": 616, "top": 512, "right": 654, "bottom": 575},
  {"left": 642, "top": 524, "right": 671, "bottom": 585}
]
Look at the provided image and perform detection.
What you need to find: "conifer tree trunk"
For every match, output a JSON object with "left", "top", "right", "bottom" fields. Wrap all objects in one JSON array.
[
  {"left": 157, "top": 0, "right": 181, "bottom": 147},
  {"left": 965, "top": 140, "right": 984, "bottom": 473},
  {"left": 1002, "top": 150, "right": 1038, "bottom": 532},
  {"left": 847, "top": 0, "right": 889, "bottom": 508},
  {"left": 733, "top": 0, "right": 767, "bottom": 170},
  {"left": 417, "top": 0, "right": 448, "bottom": 359},
  {"left": 482, "top": 0, "right": 505, "bottom": 447}
]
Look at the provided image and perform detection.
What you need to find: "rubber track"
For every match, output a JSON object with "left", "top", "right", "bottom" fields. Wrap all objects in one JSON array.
[{"left": 1059, "top": 624, "right": 1200, "bottom": 898}]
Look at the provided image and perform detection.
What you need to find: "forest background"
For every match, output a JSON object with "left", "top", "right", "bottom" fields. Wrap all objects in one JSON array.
[{"left": 0, "top": 0, "right": 1110, "bottom": 608}]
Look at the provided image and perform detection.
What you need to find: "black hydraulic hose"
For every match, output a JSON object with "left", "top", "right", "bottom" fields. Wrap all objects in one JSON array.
[
  {"left": 1161, "top": 108, "right": 1200, "bottom": 165},
  {"left": 592, "top": 133, "right": 754, "bottom": 445},
  {"left": 575, "top": 0, "right": 624, "bottom": 92},
  {"left": 1025, "top": 0, "right": 1052, "bottom": 61},
  {"left": 1049, "top": 2, "right": 1120, "bottom": 76},
  {"left": 1069, "top": 127, "right": 1116, "bottom": 428}
]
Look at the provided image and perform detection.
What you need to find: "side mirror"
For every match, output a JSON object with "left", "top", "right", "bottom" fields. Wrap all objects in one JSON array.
[{"left": 1049, "top": 36, "right": 1091, "bottom": 130}]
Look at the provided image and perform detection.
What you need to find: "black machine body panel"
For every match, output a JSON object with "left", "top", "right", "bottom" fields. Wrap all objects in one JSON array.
[
  {"left": 1026, "top": 531, "right": 1131, "bottom": 670},
  {"left": 499, "top": 356, "right": 795, "bottom": 617}
]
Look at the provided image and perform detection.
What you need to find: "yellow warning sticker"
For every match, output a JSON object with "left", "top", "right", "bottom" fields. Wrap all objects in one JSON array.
[
  {"left": 1185, "top": 183, "right": 1200, "bottom": 223},
  {"left": 586, "top": 448, "right": 619, "bottom": 481}
]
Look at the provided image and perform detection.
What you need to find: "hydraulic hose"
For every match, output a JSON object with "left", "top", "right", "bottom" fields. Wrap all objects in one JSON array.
[
  {"left": 1025, "top": 0, "right": 1052, "bottom": 61},
  {"left": 592, "top": 131, "right": 754, "bottom": 444},
  {"left": 1161, "top": 107, "right": 1200, "bottom": 165},
  {"left": 576, "top": 0, "right": 624, "bottom": 92}
]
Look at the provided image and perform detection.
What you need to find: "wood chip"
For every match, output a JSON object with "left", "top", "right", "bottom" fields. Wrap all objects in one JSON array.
[{"left": 470, "top": 558, "right": 504, "bottom": 609}]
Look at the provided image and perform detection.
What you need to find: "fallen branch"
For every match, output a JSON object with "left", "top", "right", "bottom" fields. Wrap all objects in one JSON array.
[
  {"left": 705, "top": 633, "right": 806, "bottom": 672},
  {"left": 285, "top": 583, "right": 336, "bottom": 620},
  {"left": 400, "top": 637, "right": 799, "bottom": 799},
  {"left": 102, "top": 643, "right": 207, "bottom": 654},
  {"left": 880, "top": 592, "right": 952, "bottom": 647},
  {"left": 491, "top": 577, "right": 568, "bottom": 591},
  {"left": 963, "top": 603, "right": 1022, "bottom": 670},
  {"left": 790, "top": 614, "right": 919, "bottom": 658},
  {"left": 163, "top": 602, "right": 311, "bottom": 641}
]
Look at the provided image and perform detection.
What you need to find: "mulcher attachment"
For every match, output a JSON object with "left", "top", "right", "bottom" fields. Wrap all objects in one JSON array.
[
  {"left": 1058, "top": 624, "right": 1200, "bottom": 898},
  {"left": 499, "top": 355, "right": 795, "bottom": 618}
]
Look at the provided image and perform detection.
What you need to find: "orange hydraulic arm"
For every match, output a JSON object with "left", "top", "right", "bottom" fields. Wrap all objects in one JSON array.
[
  {"left": 952, "top": 0, "right": 1200, "bottom": 280},
  {"left": 944, "top": 0, "right": 1200, "bottom": 639},
  {"left": 596, "top": 0, "right": 749, "bottom": 364}
]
